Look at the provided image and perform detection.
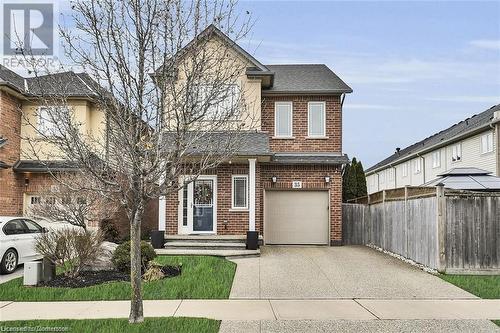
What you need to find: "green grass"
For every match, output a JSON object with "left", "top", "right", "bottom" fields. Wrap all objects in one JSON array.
[
  {"left": 0, "top": 256, "right": 236, "bottom": 301},
  {"left": 0, "top": 317, "right": 219, "bottom": 333},
  {"left": 439, "top": 274, "right": 500, "bottom": 299},
  {"left": 493, "top": 320, "right": 500, "bottom": 327}
]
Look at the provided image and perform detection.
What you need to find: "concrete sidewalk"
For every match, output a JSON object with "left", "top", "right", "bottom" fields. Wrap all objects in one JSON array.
[{"left": 1, "top": 299, "right": 499, "bottom": 321}]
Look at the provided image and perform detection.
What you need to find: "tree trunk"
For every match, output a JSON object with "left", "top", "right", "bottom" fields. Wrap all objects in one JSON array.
[{"left": 129, "top": 205, "right": 144, "bottom": 323}]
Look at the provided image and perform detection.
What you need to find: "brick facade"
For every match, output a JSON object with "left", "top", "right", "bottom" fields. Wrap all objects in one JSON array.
[
  {"left": 0, "top": 90, "right": 24, "bottom": 215},
  {"left": 261, "top": 95, "right": 342, "bottom": 152}
]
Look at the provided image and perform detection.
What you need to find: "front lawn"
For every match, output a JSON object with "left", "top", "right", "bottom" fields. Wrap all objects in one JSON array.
[
  {"left": 0, "top": 318, "right": 219, "bottom": 333},
  {"left": 0, "top": 256, "right": 236, "bottom": 301},
  {"left": 439, "top": 274, "right": 500, "bottom": 299}
]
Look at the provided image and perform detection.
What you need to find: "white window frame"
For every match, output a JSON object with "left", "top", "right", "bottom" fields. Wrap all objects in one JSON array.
[
  {"left": 414, "top": 158, "right": 422, "bottom": 174},
  {"left": 402, "top": 162, "right": 408, "bottom": 177},
  {"left": 307, "top": 101, "right": 326, "bottom": 138},
  {"left": 274, "top": 102, "right": 293, "bottom": 138},
  {"left": 231, "top": 175, "right": 248, "bottom": 210},
  {"left": 480, "top": 132, "right": 494, "bottom": 154},
  {"left": 388, "top": 168, "right": 394, "bottom": 181},
  {"left": 432, "top": 150, "right": 441, "bottom": 169},
  {"left": 380, "top": 171, "right": 386, "bottom": 183},
  {"left": 37, "top": 106, "right": 58, "bottom": 137},
  {"left": 195, "top": 83, "right": 240, "bottom": 121},
  {"left": 451, "top": 143, "right": 462, "bottom": 162}
]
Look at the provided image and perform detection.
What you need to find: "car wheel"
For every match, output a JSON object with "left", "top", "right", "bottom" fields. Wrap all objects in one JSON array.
[{"left": 1, "top": 249, "right": 18, "bottom": 274}]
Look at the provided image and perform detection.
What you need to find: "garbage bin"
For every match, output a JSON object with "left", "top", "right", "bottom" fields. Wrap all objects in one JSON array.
[
  {"left": 246, "top": 231, "right": 259, "bottom": 250},
  {"left": 151, "top": 230, "right": 165, "bottom": 249},
  {"left": 24, "top": 261, "right": 43, "bottom": 286},
  {"left": 42, "top": 257, "right": 55, "bottom": 282}
]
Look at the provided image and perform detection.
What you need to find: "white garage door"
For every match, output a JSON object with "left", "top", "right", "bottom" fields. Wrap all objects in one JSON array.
[{"left": 265, "top": 190, "right": 329, "bottom": 245}]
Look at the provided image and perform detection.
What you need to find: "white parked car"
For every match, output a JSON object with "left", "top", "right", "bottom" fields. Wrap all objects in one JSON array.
[
  {"left": 33, "top": 217, "right": 83, "bottom": 232},
  {"left": 0, "top": 216, "right": 45, "bottom": 274}
]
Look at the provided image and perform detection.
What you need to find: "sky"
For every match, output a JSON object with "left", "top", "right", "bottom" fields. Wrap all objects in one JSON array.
[{"left": 237, "top": 0, "right": 500, "bottom": 168}]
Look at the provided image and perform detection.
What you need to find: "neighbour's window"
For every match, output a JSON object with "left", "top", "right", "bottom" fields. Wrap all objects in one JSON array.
[
  {"left": 232, "top": 175, "right": 248, "bottom": 209},
  {"left": 46, "top": 197, "right": 56, "bottom": 205},
  {"left": 480, "top": 132, "right": 494, "bottom": 154},
  {"left": 30, "top": 196, "right": 41, "bottom": 205},
  {"left": 24, "top": 219, "right": 43, "bottom": 233},
  {"left": 402, "top": 162, "right": 408, "bottom": 177},
  {"left": 414, "top": 158, "right": 422, "bottom": 174},
  {"left": 388, "top": 168, "right": 394, "bottom": 181},
  {"left": 308, "top": 102, "right": 326, "bottom": 137},
  {"left": 3, "top": 219, "right": 26, "bottom": 235},
  {"left": 380, "top": 171, "right": 385, "bottom": 183},
  {"left": 451, "top": 143, "right": 462, "bottom": 162},
  {"left": 432, "top": 150, "right": 441, "bottom": 168},
  {"left": 275, "top": 102, "right": 293, "bottom": 137},
  {"left": 38, "top": 106, "right": 68, "bottom": 136}
]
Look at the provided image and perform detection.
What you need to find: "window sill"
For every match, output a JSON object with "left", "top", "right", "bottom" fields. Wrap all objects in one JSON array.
[
  {"left": 272, "top": 136, "right": 295, "bottom": 140},
  {"left": 305, "top": 136, "right": 329, "bottom": 139},
  {"left": 229, "top": 208, "right": 249, "bottom": 212}
]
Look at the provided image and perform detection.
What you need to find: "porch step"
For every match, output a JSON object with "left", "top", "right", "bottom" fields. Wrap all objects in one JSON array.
[
  {"left": 164, "top": 241, "right": 246, "bottom": 250},
  {"left": 155, "top": 248, "right": 260, "bottom": 259},
  {"left": 164, "top": 234, "right": 263, "bottom": 244}
]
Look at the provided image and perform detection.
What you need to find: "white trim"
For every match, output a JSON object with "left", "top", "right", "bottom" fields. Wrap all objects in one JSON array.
[
  {"left": 158, "top": 196, "right": 166, "bottom": 231},
  {"left": 307, "top": 101, "right": 326, "bottom": 138},
  {"left": 274, "top": 101, "right": 293, "bottom": 138},
  {"left": 248, "top": 158, "right": 256, "bottom": 232},
  {"left": 231, "top": 175, "right": 249, "bottom": 210}
]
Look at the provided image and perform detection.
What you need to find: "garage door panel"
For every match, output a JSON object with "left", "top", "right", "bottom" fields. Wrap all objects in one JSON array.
[{"left": 265, "top": 191, "right": 329, "bottom": 245}]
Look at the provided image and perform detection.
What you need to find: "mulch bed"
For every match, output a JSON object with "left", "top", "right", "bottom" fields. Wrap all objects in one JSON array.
[{"left": 38, "top": 265, "right": 181, "bottom": 288}]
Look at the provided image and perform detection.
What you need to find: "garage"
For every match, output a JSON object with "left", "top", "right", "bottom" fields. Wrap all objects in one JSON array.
[{"left": 264, "top": 190, "right": 329, "bottom": 245}]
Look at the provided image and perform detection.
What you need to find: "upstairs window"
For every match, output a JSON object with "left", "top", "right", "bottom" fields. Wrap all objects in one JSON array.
[
  {"left": 480, "top": 132, "right": 494, "bottom": 154},
  {"left": 388, "top": 168, "right": 394, "bottom": 181},
  {"left": 194, "top": 84, "right": 240, "bottom": 120},
  {"left": 308, "top": 102, "right": 326, "bottom": 137},
  {"left": 432, "top": 150, "right": 441, "bottom": 168},
  {"left": 232, "top": 175, "right": 248, "bottom": 209},
  {"left": 380, "top": 171, "right": 385, "bottom": 183},
  {"left": 402, "top": 162, "right": 408, "bottom": 177},
  {"left": 414, "top": 158, "right": 422, "bottom": 174},
  {"left": 451, "top": 143, "right": 462, "bottom": 162},
  {"left": 275, "top": 102, "right": 293, "bottom": 137},
  {"left": 37, "top": 106, "right": 69, "bottom": 137}
]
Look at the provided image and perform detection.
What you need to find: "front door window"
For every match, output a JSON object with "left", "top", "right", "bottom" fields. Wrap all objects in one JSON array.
[{"left": 192, "top": 179, "right": 214, "bottom": 232}]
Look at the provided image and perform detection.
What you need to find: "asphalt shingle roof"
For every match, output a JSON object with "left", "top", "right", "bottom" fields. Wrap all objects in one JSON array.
[
  {"left": 263, "top": 64, "right": 352, "bottom": 94},
  {"left": 0, "top": 65, "right": 25, "bottom": 92},
  {"left": 366, "top": 104, "right": 500, "bottom": 173}
]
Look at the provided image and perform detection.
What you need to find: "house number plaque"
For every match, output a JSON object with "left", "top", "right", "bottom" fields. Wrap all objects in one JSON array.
[{"left": 292, "top": 181, "right": 302, "bottom": 189}]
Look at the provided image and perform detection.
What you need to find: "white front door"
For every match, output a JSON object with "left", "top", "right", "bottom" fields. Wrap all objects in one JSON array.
[{"left": 178, "top": 175, "right": 217, "bottom": 234}]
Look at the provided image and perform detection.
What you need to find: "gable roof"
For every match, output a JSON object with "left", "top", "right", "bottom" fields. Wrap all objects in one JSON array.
[
  {"left": 0, "top": 65, "right": 25, "bottom": 92},
  {"left": 263, "top": 64, "right": 352, "bottom": 94},
  {"left": 366, "top": 103, "right": 500, "bottom": 174}
]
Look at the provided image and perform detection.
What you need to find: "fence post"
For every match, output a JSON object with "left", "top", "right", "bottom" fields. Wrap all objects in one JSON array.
[
  {"left": 404, "top": 186, "right": 408, "bottom": 258},
  {"left": 436, "top": 184, "right": 447, "bottom": 273}
]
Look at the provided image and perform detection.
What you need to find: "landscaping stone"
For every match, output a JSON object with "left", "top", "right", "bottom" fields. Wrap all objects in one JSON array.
[{"left": 83, "top": 241, "right": 118, "bottom": 271}]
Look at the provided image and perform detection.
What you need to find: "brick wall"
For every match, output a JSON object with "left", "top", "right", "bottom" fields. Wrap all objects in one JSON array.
[
  {"left": 0, "top": 90, "right": 24, "bottom": 215},
  {"left": 260, "top": 164, "right": 343, "bottom": 245},
  {"left": 261, "top": 95, "right": 342, "bottom": 152}
]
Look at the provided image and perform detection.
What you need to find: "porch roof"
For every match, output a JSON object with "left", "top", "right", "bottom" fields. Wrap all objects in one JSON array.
[
  {"left": 13, "top": 160, "right": 79, "bottom": 173},
  {"left": 270, "top": 153, "right": 349, "bottom": 165}
]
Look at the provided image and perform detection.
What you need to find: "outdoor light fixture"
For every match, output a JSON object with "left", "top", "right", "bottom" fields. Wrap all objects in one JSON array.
[
  {"left": 271, "top": 176, "right": 277, "bottom": 183},
  {"left": 24, "top": 178, "right": 29, "bottom": 187},
  {"left": 324, "top": 176, "right": 330, "bottom": 183}
]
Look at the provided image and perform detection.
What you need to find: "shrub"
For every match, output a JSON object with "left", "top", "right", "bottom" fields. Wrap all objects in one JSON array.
[
  {"left": 99, "top": 220, "right": 120, "bottom": 243},
  {"left": 35, "top": 228, "right": 103, "bottom": 278},
  {"left": 142, "top": 262, "right": 165, "bottom": 282},
  {"left": 111, "top": 241, "right": 157, "bottom": 273}
]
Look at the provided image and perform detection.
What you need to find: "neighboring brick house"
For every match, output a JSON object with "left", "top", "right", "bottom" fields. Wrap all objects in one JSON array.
[
  {"left": 158, "top": 26, "right": 352, "bottom": 246},
  {"left": 0, "top": 65, "right": 157, "bottom": 236}
]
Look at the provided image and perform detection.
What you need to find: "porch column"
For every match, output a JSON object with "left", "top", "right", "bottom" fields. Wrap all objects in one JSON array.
[
  {"left": 248, "top": 158, "right": 256, "bottom": 232},
  {"left": 158, "top": 196, "right": 166, "bottom": 231}
]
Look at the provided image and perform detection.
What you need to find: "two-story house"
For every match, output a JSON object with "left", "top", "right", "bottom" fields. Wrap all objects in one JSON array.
[
  {"left": 158, "top": 26, "right": 352, "bottom": 246},
  {"left": 365, "top": 104, "right": 500, "bottom": 194},
  {"left": 0, "top": 66, "right": 104, "bottom": 219}
]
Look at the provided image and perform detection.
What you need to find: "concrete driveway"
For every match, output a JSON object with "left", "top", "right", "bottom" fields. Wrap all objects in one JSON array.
[
  {"left": 230, "top": 246, "right": 476, "bottom": 299},
  {"left": 0, "top": 266, "right": 23, "bottom": 284}
]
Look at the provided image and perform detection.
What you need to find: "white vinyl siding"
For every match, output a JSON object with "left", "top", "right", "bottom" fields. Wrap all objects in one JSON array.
[
  {"left": 232, "top": 175, "right": 248, "bottom": 209},
  {"left": 308, "top": 102, "right": 326, "bottom": 137},
  {"left": 275, "top": 102, "right": 293, "bottom": 137}
]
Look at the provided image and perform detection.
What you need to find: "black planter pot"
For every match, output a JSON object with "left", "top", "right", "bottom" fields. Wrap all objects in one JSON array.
[
  {"left": 246, "top": 231, "right": 259, "bottom": 250},
  {"left": 150, "top": 230, "right": 165, "bottom": 249}
]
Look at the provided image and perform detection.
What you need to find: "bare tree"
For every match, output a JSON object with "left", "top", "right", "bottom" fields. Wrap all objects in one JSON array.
[
  {"left": 26, "top": 172, "right": 117, "bottom": 229},
  {"left": 17, "top": 0, "right": 256, "bottom": 323}
]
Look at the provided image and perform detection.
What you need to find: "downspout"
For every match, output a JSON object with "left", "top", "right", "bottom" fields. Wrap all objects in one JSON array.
[
  {"left": 490, "top": 112, "right": 500, "bottom": 176},
  {"left": 416, "top": 153, "right": 426, "bottom": 184},
  {"left": 389, "top": 164, "right": 397, "bottom": 189}
]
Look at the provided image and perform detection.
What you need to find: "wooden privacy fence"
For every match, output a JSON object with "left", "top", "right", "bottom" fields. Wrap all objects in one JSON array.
[{"left": 343, "top": 186, "right": 500, "bottom": 274}]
